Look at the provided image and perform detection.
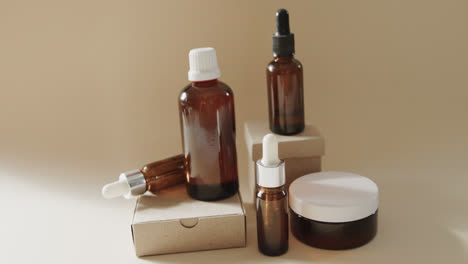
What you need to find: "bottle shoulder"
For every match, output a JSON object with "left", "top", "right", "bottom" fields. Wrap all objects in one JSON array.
[
  {"left": 256, "top": 186, "right": 287, "bottom": 200},
  {"left": 179, "top": 80, "right": 234, "bottom": 103},
  {"left": 267, "top": 57, "right": 303, "bottom": 73},
  {"left": 218, "top": 81, "right": 234, "bottom": 94},
  {"left": 178, "top": 84, "right": 192, "bottom": 102},
  {"left": 292, "top": 58, "right": 303, "bottom": 68},
  {"left": 180, "top": 83, "right": 192, "bottom": 94}
]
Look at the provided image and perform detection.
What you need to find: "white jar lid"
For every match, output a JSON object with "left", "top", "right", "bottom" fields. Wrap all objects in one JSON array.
[{"left": 289, "top": 172, "right": 379, "bottom": 223}]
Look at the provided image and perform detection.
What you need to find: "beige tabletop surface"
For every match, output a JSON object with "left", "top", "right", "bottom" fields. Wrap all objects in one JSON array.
[{"left": 1, "top": 0, "right": 467, "bottom": 263}]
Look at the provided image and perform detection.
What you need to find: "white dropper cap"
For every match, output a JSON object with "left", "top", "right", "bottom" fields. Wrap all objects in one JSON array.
[
  {"left": 188, "top": 47, "right": 221, "bottom": 82},
  {"left": 102, "top": 179, "right": 130, "bottom": 199},
  {"left": 101, "top": 170, "right": 147, "bottom": 199},
  {"left": 256, "top": 133, "right": 285, "bottom": 188},
  {"left": 261, "top": 134, "right": 281, "bottom": 166}
]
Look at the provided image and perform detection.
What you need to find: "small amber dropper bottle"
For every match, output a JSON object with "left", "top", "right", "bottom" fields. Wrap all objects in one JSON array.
[
  {"left": 256, "top": 134, "right": 289, "bottom": 256},
  {"left": 102, "top": 154, "right": 185, "bottom": 199},
  {"left": 267, "top": 9, "right": 305, "bottom": 135}
]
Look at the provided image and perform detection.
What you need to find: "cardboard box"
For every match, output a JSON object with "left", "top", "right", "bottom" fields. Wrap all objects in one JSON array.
[
  {"left": 244, "top": 120, "right": 325, "bottom": 202},
  {"left": 131, "top": 185, "right": 246, "bottom": 257}
]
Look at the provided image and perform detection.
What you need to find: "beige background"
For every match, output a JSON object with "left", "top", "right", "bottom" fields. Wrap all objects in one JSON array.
[{"left": 1, "top": 0, "right": 467, "bottom": 263}]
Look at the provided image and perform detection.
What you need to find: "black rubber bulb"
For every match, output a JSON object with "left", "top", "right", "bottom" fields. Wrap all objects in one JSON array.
[
  {"left": 272, "top": 8, "right": 295, "bottom": 57},
  {"left": 276, "top": 9, "right": 290, "bottom": 36}
]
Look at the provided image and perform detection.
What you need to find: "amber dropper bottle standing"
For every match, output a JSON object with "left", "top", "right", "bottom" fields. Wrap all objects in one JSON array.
[
  {"left": 267, "top": 9, "right": 305, "bottom": 135},
  {"left": 101, "top": 154, "right": 185, "bottom": 199},
  {"left": 179, "top": 47, "right": 239, "bottom": 201},
  {"left": 256, "top": 134, "right": 288, "bottom": 256}
]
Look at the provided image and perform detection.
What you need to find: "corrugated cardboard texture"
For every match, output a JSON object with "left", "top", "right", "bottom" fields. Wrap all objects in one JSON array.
[
  {"left": 132, "top": 185, "right": 246, "bottom": 257},
  {"left": 244, "top": 120, "right": 324, "bottom": 202}
]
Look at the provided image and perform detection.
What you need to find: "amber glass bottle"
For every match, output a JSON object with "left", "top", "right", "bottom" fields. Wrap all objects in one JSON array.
[
  {"left": 267, "top": 9, "right": 304, "bottom": 135},
  {"left": 256, "top": 185, "right": 289, "bottom": 256},
  {"left": 141, "top": 154, "right": 186, "bottom": 192},
  {"left": 256, "top": 134, "right": 288, "bottom": 256},
  {"left": 179, "top": 47, "right": 239, "bottom": 201}
]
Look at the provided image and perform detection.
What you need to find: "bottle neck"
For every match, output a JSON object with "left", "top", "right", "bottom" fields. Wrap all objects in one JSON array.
[
  {"left": 192, "top": 78, "right": 218, "bottom": 88},
  {"left": 273, "top": 55, "right": 294, "bottom": 62},
  {"left": 257, "top": 185, "right": 285, "bottom": 193}
]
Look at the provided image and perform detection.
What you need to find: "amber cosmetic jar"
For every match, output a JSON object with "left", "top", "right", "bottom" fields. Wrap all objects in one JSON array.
[{"left": 289, "top": 172, "right": 379, "bottom": 250}]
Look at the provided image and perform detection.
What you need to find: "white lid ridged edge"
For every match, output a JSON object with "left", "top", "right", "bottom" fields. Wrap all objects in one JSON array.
[
  {"left": 289, "top": 171, "right": 379, "bottom": 223},
  {"left": 188, "top": 47, "right": 221, "bottom": 81}
]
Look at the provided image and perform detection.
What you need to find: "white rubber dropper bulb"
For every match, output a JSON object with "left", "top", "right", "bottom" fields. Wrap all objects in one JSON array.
[
  {"left": 261, "top": 133, "right": 281, "bottom": 166},
  {"left": 102, "top": 179, "right": 130, "bottom": 199}
]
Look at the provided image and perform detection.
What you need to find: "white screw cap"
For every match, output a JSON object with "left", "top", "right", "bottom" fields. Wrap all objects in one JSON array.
[
  {"left": 289, "top": 172, "right": 379, "bottom": 222},
  {"left": 188, "top": 47, "right": 221, "bottom": 81}
]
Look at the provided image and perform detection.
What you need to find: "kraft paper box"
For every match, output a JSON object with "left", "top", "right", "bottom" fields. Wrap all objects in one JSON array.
[
  {"left": 131, "top": 185, "right": 246, "bottom": 257},
  {"left": 244, "top": 120, "right": 325, "bottom": 202}
]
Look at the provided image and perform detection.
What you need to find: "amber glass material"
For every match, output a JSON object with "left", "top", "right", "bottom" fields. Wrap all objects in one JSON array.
[
  {"left": 290, "top": 209, "right": 378, "bottom": 249},
  {"left": 266, "top": 55, "right": 304, "bottom": 135},
  {"left": 141, "top": 154, "right": 186, "bottom": 193},
  {"left": 256, "top": 185, "right": 289, "bottom": 256},
  {"left": 179, "top": 79, "right": 239, "bottom": 201}
]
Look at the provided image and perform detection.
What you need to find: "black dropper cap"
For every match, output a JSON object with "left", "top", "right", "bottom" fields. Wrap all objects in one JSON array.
[{"left": 272, "top": 9, "right": 295, "bottom": 57}]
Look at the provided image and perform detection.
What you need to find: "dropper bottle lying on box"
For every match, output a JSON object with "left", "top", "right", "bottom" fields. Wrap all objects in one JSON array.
[{"left": 102, "top": 154, "right": 186, "bottom": 199}]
